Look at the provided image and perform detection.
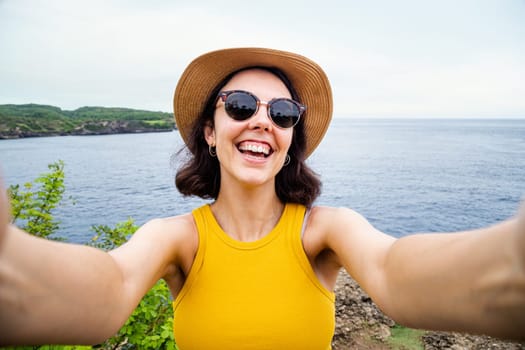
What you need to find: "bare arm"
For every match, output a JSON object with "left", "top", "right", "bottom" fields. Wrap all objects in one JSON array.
[
  {"left": 319, "top": 204, "right": 525, "bottom": 340},
  {"left": 383, "top": 218, "right": 525, "bottom": 339},
  {"left": 0, "top": 180, "right": 189, "bottom": 346},
  {"left": 0, "top": 225, "right": 129, "bottom": 345}
]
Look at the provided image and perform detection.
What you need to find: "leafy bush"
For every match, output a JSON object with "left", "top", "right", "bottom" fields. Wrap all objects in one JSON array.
[
  {"left": 94, "top": 280, "right": 175, "bottom": 350},
  {"left": 88, "top": 219, "right": 137, "bottom": 250},
  {"left": 8, "top": 160, "right": 66, "bottom": 239},
  {"left": 4, "top": 162, "right": 176, "bottom": 350},
  {"left": 88, "top": 220, "right": 176, "bottom": 350}
]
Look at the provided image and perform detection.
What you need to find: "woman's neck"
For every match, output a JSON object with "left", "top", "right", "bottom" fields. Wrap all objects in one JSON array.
[{"left": 211, "top": 188, "right": 285, "bottom": 242}]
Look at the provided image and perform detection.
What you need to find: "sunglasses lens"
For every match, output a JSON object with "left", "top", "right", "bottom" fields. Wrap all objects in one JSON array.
[
  {"left": 224, "top": 92, "right": 257, "bottom": 121},
  {"left": 221, "top": 91, "right": 302, "bottom": 129},
  {"left": 269, "top": 99, "right": 301, "bottom": 128}
]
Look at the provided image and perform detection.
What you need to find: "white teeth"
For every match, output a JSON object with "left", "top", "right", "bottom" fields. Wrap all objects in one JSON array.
[{"left": 239, "top": 143, "right": 270, "bottom": 155}]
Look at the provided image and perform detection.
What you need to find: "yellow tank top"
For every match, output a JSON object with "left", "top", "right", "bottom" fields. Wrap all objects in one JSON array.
[{"left": 172, "top": 203, "right": 335, "bottom": 349}]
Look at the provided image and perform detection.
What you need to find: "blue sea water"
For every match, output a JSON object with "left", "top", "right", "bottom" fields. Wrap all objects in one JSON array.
[{"left": 0, "top": 118, "right": 524, "bottom": 243}]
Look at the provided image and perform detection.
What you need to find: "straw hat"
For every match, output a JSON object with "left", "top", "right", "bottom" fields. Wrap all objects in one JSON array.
[{"left": 173, "top": 47, "right": 333, "bottom": 159}]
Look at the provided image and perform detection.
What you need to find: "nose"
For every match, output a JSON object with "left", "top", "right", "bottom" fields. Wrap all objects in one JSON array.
[{"left": 249, "top": 101, "right": 273, "bottom": 131}]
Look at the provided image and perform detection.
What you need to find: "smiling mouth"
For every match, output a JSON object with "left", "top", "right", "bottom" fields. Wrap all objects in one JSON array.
[{"left": 237, "top": 142, "right": 273, "bottom": 158}]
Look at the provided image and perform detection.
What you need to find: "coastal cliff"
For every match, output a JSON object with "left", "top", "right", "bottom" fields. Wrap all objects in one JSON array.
[{"left": 0, "top": 104, "right": 175, "bottom": 139}]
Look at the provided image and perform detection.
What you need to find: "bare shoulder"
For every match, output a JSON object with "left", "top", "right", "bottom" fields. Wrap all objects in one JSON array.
[
  {"left": 131, "top": 212, "right": 198, "bottom": 259},
  {"left": 303, "top": 206, "right": 370, "bottom": 259},
  {"left": 310, "top": 205, "right": 394, "bottom": 243},
  {"left": 141, "top": 212, "right": 196, "bottom": 240},
  {"left": 309, "top": 205, "right": 364, "bottom": 221},
  {"left": 307, "top": 205, "right": 371, "bottom": 238},
  {"left": 305, "top": 205, "right": 395, "bottom": 273},
  {"left": 109, "top": 212, "right": 198, "bottom": 280}
]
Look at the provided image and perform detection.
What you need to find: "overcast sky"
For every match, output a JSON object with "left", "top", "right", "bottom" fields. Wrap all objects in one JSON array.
[{"left": 0, "top": 0, "right": 524, "bottom": 118}]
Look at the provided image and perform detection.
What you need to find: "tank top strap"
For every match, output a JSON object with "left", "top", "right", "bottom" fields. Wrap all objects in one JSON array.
[
  {"left": 286, "top": 203, "right": 335, "bottom": 301},
  {"left": 282, "top": 203, "right": 307, "bottom": 236}
]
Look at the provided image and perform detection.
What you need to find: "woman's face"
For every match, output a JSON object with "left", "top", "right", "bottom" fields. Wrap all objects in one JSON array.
[{"left": 204, "top": 68, "right": 294, "bottom": 190}]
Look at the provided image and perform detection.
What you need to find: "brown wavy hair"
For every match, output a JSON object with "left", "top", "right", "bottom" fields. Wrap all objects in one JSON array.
[{"left": 175, "top": 67, "right": 321, "bottom": 207}]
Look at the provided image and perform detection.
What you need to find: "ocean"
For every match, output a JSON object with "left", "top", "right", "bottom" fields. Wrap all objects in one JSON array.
[{"left": 1, "top": 118, "right": 524, "bottom": 243}]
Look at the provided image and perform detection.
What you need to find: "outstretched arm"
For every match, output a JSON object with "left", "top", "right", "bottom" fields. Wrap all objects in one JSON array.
[
  {"left": 382, "top": 216, "right": 524, "bottom": 339},
  {"left": 0, "top": 225, "right": 129, "bottom": 345},
  {"left": 318, "top": 203, "right": 525, "bottom": 340},
  {"left": 0, "top": 179, "right": 186, "bottom": 346}
]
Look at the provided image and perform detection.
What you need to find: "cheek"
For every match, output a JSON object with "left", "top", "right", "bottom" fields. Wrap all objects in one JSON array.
[
  {"left": 214, "top": 112, "right": 236, "bottom": 133},
  {"left": 214, "top": 122, "right": 236, "bottom": 142},
  {"left": 212, "top": 122, "right": 242, "bottom": 152},
  {"left": 217, "top": 114, "right": 250, "bottom": 137},
  {"left": 278, "top": 130, "right": 294, "bottom": 151}
]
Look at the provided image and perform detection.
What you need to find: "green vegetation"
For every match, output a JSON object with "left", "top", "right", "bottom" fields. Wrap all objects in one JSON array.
[
  {"left": 0, "top": 104, "right": 175, "bottom": 138},
  {"left": 387, "top": 325, "right": 425, "bottom": 350},
  {"left": 8, "top": 161, "right": 66, "bottom": 240},
  {"left": 3, "top": 161, "right": 175, "bottom": 350}
]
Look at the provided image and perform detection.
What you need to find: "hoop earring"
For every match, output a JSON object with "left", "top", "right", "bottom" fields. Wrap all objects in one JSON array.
[
  {"left": 208, "top": 144, "right": 217, "bottom": 157},
  {"left": 283, "top": 154, "right": 291, "bottom": 166}
]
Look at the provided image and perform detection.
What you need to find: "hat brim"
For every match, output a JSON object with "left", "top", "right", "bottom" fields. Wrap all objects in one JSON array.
[{"left": 173, "top": 47, "right": 333, "bottom": 159}]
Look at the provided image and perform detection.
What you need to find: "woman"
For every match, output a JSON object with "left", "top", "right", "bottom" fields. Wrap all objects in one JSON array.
[{"left": 0, "top": 47, "right": 524, "bottom": 348}]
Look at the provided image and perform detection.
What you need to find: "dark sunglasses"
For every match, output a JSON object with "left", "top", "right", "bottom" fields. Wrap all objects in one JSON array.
[{"left": 217, "top": 90, "right": 306, "bottom": 129}]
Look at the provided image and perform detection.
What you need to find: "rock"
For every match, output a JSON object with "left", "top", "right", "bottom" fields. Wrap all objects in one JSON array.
[{"left": 332, "top": 271, "right": 525, "bottom": 350}]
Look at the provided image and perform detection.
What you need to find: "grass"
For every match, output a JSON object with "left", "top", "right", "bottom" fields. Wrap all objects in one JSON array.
[
  {"left": 386, "top": 325, "right": 425, "bottom": 350},
  {"left": 142, "top": 120, "right": 172, "bottom": 128}
]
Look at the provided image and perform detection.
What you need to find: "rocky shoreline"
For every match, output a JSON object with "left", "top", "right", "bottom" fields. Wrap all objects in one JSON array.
[
  {"left": 0, "top": 120, "right": 174, "bottom": 139},
  {"left": 332, "top": 271, "right": 525, "bottom": 349}
]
